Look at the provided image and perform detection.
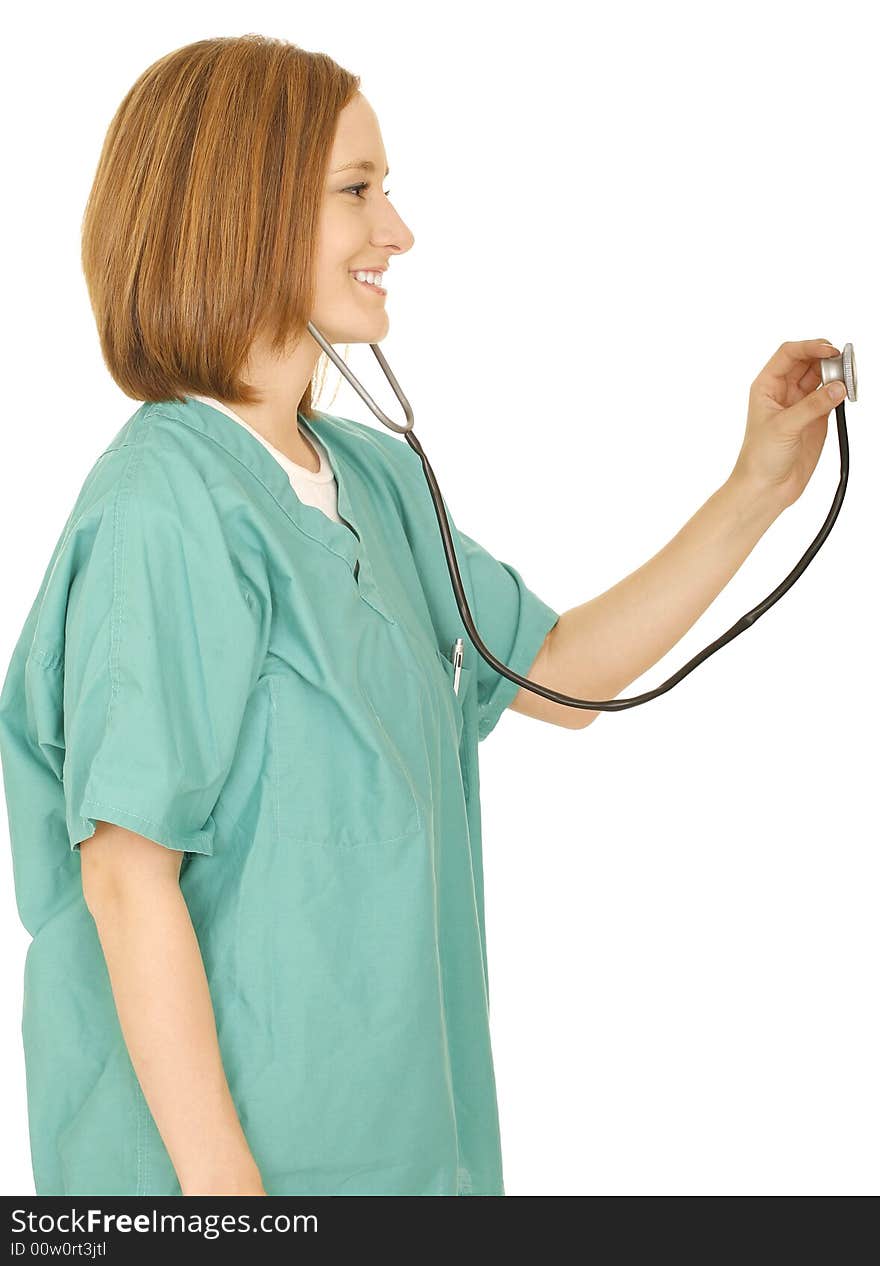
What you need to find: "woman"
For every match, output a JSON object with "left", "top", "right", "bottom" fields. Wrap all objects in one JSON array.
[{"left": 0, "top": 35, "right": 844, "bottom": 1197}]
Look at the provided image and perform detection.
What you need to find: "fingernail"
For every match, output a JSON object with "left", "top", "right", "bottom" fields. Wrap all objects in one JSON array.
[{"left": 828, "top": 381, "right": 846, "bottom": 401}]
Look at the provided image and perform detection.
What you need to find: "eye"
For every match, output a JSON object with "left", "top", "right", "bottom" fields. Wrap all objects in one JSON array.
[{"left": 344, "top": 182, "right": 392, "bottom": 201}]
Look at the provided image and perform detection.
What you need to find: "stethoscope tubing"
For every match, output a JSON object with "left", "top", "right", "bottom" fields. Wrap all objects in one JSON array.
[{"left": 307, "top": 322, "right": 851, "bottom": 713}]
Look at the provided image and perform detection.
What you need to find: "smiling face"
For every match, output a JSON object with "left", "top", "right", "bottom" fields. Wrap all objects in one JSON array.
[{"left": 312, "top": 92, "right": 415, "bottom": 344}]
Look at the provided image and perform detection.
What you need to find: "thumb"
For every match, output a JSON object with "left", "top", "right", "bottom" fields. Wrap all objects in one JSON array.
[{"left": 782, "top": 380, "right": 846, "bottom": 434}]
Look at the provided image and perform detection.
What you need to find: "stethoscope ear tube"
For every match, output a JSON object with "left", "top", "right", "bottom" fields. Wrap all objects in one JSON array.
[{"left": 308, "top": 323, "right": 855, "bottom": 713}]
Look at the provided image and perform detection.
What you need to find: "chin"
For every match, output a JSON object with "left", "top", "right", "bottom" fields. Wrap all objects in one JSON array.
[{"left": 316, "top": 311, "right": 390, "bottom": 345}]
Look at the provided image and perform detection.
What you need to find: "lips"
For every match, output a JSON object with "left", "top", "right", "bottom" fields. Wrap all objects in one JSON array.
[{"left": 351, "top": 274, "right": 387, "bottom": 296}]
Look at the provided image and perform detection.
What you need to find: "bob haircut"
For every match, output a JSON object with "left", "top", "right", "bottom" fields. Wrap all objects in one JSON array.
[{"left": 81, "top": 34, "right": 360, "bottom": 418}]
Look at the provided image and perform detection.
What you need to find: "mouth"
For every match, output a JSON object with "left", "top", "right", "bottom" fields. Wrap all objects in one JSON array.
[{"left": 350, "top": 273, "right": 388, "bottom": 297}]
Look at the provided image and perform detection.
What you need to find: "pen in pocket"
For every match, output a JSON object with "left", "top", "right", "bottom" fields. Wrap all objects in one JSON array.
[{"left": 452, "top": 637, "right": 464, "bottom": 695}]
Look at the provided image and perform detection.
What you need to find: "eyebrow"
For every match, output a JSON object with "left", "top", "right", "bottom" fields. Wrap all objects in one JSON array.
[{"left": 331, "top": 159, "right": 390, "bottom": 177}]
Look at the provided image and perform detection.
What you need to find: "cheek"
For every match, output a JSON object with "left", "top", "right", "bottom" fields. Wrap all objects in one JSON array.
[
  {"left": 313, "top": 257, "right": 351, "bottom": 300},
  {"left": 315, "top": 214, "right": 362, "bottom": 270}
]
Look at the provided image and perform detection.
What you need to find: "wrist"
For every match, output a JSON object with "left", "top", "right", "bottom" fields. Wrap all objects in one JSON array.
[
  {"left": 181, "top": 1174, "right": 266, "bottom": 1196},
  {"left": 723, "top": 465, "right": 785, "bottom": 532},
  {"left": 179, "top": 1154, "right": 265, "bottom": 1197}
]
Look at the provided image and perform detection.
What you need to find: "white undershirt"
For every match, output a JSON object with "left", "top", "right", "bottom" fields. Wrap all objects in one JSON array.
[{"left": 188, "top": 395, "right": 345, "bottom": 526}]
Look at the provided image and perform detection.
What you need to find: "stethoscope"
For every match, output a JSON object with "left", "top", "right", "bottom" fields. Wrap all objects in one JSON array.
[{"left": 308, "top": 323, "right": 857, "bottom": 714}]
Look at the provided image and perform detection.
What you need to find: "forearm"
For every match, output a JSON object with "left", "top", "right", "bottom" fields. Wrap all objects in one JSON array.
[
  {"left": 87, "top": 880, "right": 264, "bottom": 1195},
  {"left": 551, "top": 473, "right": 782, "bottom": 723}
]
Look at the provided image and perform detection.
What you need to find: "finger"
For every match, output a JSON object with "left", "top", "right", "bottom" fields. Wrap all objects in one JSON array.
[
  {"left": 754, "top": 339, "right": 838, "bottom": 389},
  {"left": 797, "top": 343, "right": 840, "bottom": 394},
  {"left": 778, "top": 377, "right": 846, "bottom": 434},
  {"left": 797, "top": 364, "right": 826, "bottom": 394}
]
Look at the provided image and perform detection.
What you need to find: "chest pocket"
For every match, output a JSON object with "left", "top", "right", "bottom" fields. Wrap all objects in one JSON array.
[{"left": 269, "top": 661, "right": 424, "bottom": 850}]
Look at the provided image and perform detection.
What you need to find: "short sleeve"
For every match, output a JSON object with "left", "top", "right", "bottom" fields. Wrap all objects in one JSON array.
[
  {"left": 63, "top": 443, "right": 262, "bottom": 857},
  {"left": 452, "top": 527, "right": 560, "bottom": 742}
]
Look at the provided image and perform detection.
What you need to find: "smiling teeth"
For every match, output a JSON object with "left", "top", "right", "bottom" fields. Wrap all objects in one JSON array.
[{"left": 353, "top": 271, "right": 383, "bottom": 286}]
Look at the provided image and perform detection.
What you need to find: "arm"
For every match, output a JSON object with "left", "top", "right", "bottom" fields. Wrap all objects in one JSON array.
[
  {"left": 511, "top": 472, "right": 781, "bottom": 729},
  {"left": 511, "top": 339, "right": 843, "bottom": 730},
  {"left": 81, "top": 822, "right": 266, "bottom": 1196}
]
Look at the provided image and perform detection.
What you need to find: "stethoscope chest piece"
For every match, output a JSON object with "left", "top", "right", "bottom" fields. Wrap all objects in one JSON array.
[{"left": 821, "top": 342, "right": 858, "bottom": 401}]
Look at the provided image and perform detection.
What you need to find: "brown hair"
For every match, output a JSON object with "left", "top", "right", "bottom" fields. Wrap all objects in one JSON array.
[{"left": 81, "top": 34, "right": 360, "bottom": 417}]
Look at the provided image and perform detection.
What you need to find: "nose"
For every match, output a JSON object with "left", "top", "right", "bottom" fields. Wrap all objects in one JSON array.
[{"left": 377, "top": 206, "right": 415, "bottom": 257}]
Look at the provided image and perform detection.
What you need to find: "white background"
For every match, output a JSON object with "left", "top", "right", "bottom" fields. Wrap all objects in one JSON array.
[{"left": 1, "top": 0, "right": 876, "bottom": 1196}]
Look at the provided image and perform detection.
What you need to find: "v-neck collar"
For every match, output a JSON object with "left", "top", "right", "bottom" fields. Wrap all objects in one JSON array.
[{"left": 147, "top": 397, "right": 395, "bottom": 624}]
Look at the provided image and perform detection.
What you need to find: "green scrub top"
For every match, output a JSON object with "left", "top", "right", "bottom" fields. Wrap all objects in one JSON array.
[{"left": 0, "top": 397, "right": 560, "bottom": 1197}]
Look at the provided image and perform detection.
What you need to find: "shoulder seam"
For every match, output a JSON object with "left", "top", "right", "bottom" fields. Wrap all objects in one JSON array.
[
  {"left": 105, "top": 441, "right": 147, "bottom": 748},
  {"left": 26, "top": 442, "right": 141, "bottom": 673}
]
